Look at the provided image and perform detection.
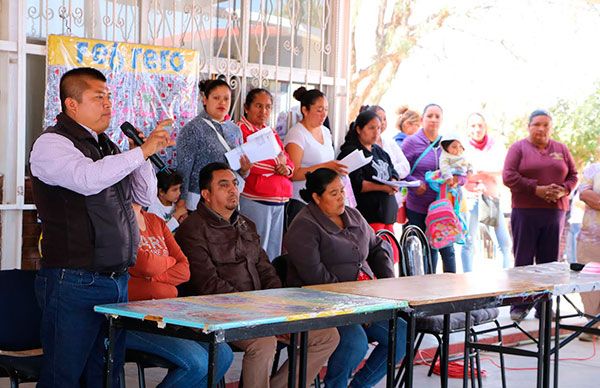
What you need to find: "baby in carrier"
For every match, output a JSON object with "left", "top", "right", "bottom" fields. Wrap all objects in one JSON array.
[
  {"left": 426, "top": 133, "right": 473, "bottom": 210},
  {"left": 439, "top": 133, "right": 473, "bottom": 187},
  {"left": 424, "top": 134, "right": 472, "bottom": 248}
]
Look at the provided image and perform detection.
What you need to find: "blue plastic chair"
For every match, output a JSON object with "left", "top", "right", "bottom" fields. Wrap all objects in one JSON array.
[{"left": 0, "top": 270, "right": 42, "bottom": 388}]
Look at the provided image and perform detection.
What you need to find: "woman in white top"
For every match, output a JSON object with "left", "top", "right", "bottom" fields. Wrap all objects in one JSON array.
[
  {"left": 462, "top": 112, "right": 512, "bottom": 271},
  {"left": 284, "top": 87, "right": 347, "bottom": 224}
]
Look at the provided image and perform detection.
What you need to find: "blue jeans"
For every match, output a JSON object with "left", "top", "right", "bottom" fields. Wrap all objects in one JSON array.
[
  {"left": 406, "top": 208, "right": 456, "bottom": 273},
  {"left": 126, "top": 331, "right": 233, "bottom": 387},
  {"left": 565, "top": 222, "right": 581, "bottom": 263},
  {"left": 460, "top": 198, "right": 512, "bottom": 272},
  {"left": 34, "top": 268, "right": 129, "bottom": 388},
  {"left": 324, "top": 319, "right": 407, "bottom": 388}
]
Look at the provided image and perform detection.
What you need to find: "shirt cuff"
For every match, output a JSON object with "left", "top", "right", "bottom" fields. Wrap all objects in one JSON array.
[
  {"left": 131, "top": 147, "right": 147, "bottom": 166},
  {"left": 166, "top": 217, "right": 179, "bottom": 232}
]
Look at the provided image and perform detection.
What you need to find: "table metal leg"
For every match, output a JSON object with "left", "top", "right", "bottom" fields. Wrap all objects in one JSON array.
[
  {"left": 473, "top": 332, "right": 483, "bottom": 388},
  {"left": 105, "top": 316, "right": 116, "bottom": 388},
  {"left": 543, "top": 298, "right": 552, "bottom": 388},
  {"left": 495, "top": 320, "right": 507, "bottom": 388},
  {"left": 299, "top": 331, "right": 308, "bottom": 388},
  {"left": 387, "top": 314, "right": 397, "bottom": 388},
  {"left": 553, "top": 296, "right": 560, "bottom": 388},
  {"left": 288, "top": 333, "right": 298, "bottom": 388},
  {"left": 441, "top": 314, "right": 450, "bottom": 388},
  {"left": 207, "top": 335, "right": 218, "bottom": 388},
  {"left": 463, "top": 311, "right": 471, "bottom": 388},
  {"left": 403, "top": 313, "right": 416, "bottom": 388},
  {"left": 536, "top": 299, "right": 547, "bottom": 388}
]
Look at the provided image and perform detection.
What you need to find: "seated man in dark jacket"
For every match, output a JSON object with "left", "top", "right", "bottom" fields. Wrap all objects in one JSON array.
[{"left": 176, "top": 162, "right": 339, "bottom": 388}]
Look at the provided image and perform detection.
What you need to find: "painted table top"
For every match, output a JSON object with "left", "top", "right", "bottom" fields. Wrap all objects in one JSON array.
[
  {"left": 506, "top": 262, "right": 600, "bottom": 295},
  {"left": 94, "top": 287, "right": 406, "bottom": 332},
  {"left": 307, "top": 271, "right": 551, "bottom": 306}
]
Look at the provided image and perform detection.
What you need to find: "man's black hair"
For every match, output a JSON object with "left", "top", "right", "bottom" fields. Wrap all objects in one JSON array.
[
  {"left": 198, "top": 162, "right": 233, "bottom": 200},
  {"left": 59, "top": 67, "right": 107, "bottom": 112}
]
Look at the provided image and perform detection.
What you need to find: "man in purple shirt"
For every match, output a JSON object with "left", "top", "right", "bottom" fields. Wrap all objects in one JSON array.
[{"left": 30, "top": 67, "right": 172, "bottom": 387}]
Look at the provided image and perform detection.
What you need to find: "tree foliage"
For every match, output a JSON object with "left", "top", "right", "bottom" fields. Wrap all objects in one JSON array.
[
  {"left": 349, "top": 0, "right": 449, "bottom": 120},
  {"left": 507, "top": 84, "right": 600, "bottom": 170}
]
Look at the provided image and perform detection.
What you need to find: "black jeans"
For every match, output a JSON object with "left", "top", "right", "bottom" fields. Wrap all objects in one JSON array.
[{"left": 406, "top": 208, "right": 456, "bottom": 273}]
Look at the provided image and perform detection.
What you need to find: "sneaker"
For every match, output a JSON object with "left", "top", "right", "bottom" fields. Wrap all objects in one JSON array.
[{"left": 510, "top": 307, "right": 532, "bottom": 322}]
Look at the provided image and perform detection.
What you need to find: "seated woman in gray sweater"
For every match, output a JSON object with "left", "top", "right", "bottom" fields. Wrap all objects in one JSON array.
[
  {"left": 284, "top": 168, "right": 406, "bottom": 388},
  {"left": 176, "top": 79, "right": 251, "bottom": 211}
]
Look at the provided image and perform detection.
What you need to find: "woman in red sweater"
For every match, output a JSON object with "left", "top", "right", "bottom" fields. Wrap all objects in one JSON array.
[
  {"left": 502, "top": 110, "right": 578, "bottom": 321},
  {"left": 238, "top": 88, "right": 295, "bottom": 261},
  {"left": 126, "top": 203, "right": 233, "bottom": 387}
]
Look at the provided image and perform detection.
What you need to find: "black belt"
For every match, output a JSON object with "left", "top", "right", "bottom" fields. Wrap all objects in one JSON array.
[{"left": 96, "top": 268, "right": 128, "bottom": 278}]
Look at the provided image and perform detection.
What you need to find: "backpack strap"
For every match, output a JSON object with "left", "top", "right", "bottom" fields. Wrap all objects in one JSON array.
[
  {"left": 439, "top": 182, "right": 448, "bottom": 199},
  {"left": 409, "top": 136, "right": 442, "bottom": 175},
  {"left": 452, "top": 186, "right": 461, "bottom": 214},
  {"left": 440, "top": 183, "right": 467, "bottom": 231},
  {"left": 440, "top": 183, "right": 460, "bottom": 211}
]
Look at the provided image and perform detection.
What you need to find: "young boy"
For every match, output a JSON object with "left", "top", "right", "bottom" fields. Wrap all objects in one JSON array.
[{"left": 147, "top": 169, "right": 188, "bottom": 232}]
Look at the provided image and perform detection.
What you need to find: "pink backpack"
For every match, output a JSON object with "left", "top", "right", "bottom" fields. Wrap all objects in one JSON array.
[{"left": 425, "top": 184, "right": 464, "bottom": 249}]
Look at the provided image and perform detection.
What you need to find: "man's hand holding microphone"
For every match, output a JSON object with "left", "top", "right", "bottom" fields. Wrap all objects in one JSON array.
[{"left": 121, "top": 119, "right": 175, "bottom": 172}]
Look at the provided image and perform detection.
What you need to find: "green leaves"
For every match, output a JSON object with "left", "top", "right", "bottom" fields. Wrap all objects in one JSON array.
[{"left": 508, "top": 83, "right": 600, "bottom": 170}]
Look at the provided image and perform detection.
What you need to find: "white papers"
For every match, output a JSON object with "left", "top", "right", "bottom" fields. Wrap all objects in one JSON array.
[
  {"left": 339, "top": 149, "right": 372, "bottom": 174},
  {"left": 372, "top": 176, "right": 422, "bottom": 188},
  {"left": 225, "top": 127, "right": 281, "bottom": 170}
]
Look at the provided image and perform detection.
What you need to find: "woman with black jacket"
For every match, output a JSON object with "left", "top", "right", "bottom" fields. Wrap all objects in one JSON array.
[{"left": 337, "top": 109, "right": 399, "bottom": 235}]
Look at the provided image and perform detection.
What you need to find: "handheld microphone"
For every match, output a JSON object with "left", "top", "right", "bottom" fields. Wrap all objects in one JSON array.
[{"left": 120, "top": 121, "right": 170, "bottom": 174}]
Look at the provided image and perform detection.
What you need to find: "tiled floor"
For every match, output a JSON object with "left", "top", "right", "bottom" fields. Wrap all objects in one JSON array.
[{"left": 4, "top": 301, "right": 599, "bottom": 387}]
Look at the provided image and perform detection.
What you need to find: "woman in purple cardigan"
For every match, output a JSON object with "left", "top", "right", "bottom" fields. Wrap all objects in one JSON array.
[
  {"left": 503, "top": 109, "right": 578, "bottom": 321},
  {"left": 401, "top": 104, "right": 462, "bottom": 273}
]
